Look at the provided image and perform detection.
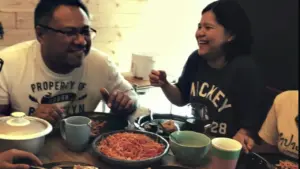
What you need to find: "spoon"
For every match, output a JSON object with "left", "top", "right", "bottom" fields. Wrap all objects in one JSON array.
[
  {"left": 150, "top": 110, "right": 154, "bottom": 121},
  {"left": 30, "top": 166, "right": 47, "bottom": 169}
]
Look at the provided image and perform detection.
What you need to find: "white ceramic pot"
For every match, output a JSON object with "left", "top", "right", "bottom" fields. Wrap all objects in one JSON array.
[{"left": 0, "top": 112, "right": 53, "bottom": 154}]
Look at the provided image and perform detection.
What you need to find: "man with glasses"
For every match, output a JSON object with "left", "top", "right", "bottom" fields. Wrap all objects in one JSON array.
[{"left": 0, "top": 0, "right": 138, "bottom": 124}]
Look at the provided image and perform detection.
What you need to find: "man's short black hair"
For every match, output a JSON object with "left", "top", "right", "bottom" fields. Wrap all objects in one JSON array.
[{"left": 34, "top": 0, "right": 90, "bottom": 27}]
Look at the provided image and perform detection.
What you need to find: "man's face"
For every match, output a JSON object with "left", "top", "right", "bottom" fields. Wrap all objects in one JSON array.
[{"left": 38, "top": 5, "right": 93, "bottom": 69}]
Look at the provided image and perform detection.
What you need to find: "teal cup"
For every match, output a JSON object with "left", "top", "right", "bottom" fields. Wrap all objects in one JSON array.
[{"left": 169, "top": 131, "right": 211, "bottom": 166}]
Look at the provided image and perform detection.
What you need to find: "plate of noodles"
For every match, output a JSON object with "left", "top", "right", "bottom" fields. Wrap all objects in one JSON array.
[
  {"left": 92, "top": 130, "right": 170, "bottom": 167},
  {"left": 237, "top": 152, "right": 298, "bottom": 169},
  {"left": 42, "top": 161, "right": 98, "bottom": 169},
  {"left": 261, "top": 153, "right": 298, "bottom": 169}
]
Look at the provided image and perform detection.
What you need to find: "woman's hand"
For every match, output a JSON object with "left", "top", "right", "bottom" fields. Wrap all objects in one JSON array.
[
  {"left": 149, "top": 70, "right": 168, "bottom": 87},
  {"left": 233, "top": 128, "right": 255, "bottom": 153}
]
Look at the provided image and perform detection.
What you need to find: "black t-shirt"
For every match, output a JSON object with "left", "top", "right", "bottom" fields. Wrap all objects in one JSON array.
[{"left": 176, "top": 50, "right": 264, "bottom": 137}]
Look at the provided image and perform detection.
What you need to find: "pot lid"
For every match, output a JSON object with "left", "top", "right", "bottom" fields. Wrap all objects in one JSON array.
[{"left": 0, "top": 112, "right": 52, "bottom": 140}]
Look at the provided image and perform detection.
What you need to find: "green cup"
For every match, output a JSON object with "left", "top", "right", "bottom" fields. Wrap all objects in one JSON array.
[{"left": 210, "top": 137, "right": 242, "bottom": 169}]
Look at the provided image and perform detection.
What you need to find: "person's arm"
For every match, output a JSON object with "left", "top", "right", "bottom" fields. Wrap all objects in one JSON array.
[
  {"left": 257, "top": 99, "right": 279, "bottom": 152},
  {"left": 149, "top": 70, "right": 185, "bottom": 106},
  {"left": 252, "top": 140, "right": 279, "bottom": 153},
  {"left": 233, "top": 57, "right": 265, "bottom": 136},
  {"left": 167, "top": 51, "right": 198, "bottom": 106},
  {"left": 0, "top": 57, "right": 11, "bottom": 116},
  {"left": 231, "top": 57, "right": 265, "bottom": 153},
  {"left": 104, "top": 56, "right": 138, "bottom": 114},
  {"left": 161, "top": 82, "right": 186, "bottom": 106}
]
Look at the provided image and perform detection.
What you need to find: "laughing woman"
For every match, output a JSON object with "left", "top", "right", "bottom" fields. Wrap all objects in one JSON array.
[{"left": 149, "top": 0, "right": 265, "bottom": 153}]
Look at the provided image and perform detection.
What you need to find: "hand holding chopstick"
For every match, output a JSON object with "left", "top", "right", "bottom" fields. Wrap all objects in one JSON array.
[{"left": 100, "top": 88, "right": 137, "bottom": 114}]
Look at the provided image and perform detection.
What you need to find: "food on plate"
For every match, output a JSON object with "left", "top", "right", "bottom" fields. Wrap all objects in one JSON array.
[
  {"left": 161, "top": 120, "right": 177, "bottom": 133},
  {"left": 73, "top": 165, "right": 98, "bottom": 169},
  {"left": 98, "top": 132, "right": 165, "bottom": 160},
  {"left": 143, "top": 120, "right": 177, "bottom": 134},
  {"left": 91, "top": 120, "right": 107, "bottom": 136},
  {"left": 275, "top": 160, "right": 298, "bottom": 169},
  {"left": 144, "top": 122, "right": 158, "bottom": 132},
  {"left": 52, "top": 167, "right": 62, "bottom": 169}
]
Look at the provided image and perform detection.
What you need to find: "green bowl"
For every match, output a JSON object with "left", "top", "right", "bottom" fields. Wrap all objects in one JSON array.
[{"left": 169, "top": 131, "right": 211, "bottom": 166}]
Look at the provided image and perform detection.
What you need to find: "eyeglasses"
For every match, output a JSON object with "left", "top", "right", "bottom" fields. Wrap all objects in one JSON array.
[{"left": 38, "top": 24, "right": 97, "bottom": 40}]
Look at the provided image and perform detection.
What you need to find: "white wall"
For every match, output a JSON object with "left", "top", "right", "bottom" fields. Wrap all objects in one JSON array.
[
  {"left": 0, "top": 0, "right": 148, "bottom": 64},
  {"left": 118, "top": 0, "right": 214, "bottom": 76},
  {"left": 0, "top": 0, "right": 214, "bottom": 76}
]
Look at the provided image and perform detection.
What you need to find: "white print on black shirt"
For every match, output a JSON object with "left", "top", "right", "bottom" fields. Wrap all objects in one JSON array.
[
  {"left": 211, "top": 121, "right": 227, "bottom": 135},
  {"left": 190, "top": 81, "right": 232, "bottom": 135},
  {"left": 190, "top": 82, "right": 232, "bottom": 112}
]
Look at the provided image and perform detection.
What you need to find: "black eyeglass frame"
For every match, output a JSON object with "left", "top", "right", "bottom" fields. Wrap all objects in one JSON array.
[{"left": 37, "top": 24, "right": 97, "bottom": 40}]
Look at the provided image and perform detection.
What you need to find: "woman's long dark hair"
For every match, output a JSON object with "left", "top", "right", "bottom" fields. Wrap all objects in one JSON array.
[{"left": 202, "top": 0, "right": 253, "bottom": 61}]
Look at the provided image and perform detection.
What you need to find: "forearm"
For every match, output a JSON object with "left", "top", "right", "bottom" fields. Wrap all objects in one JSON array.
[
  {"left": 110, "top": 88, "right": 138, "bottom": 115},
  {"left": 127, "top": 91, "right": 138, "bottom": 114},
  {"left": 240, "top": 116, "right": 261, "bottom": 137},
  {"left": 161, "top": 83, "right": 187, "bottom": 106},
  {"left": 252, "top": 140, "right": 279, "bottom": 153},
  {"left": 237, "top": 128, "right": 253, "bottom": 136}
]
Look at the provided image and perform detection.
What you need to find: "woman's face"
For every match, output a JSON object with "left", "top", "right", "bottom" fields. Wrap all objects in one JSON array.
[{"left": 195, "top": 11, "right": 233, "bottom": 59}]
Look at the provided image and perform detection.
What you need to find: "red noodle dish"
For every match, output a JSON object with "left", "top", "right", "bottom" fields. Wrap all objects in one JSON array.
[
  {"left": 97, "top": 132, "right": 165, "bottom": 160},
  {"left": 73, "top": 165, "right": 98, "bottom": 169},
  {"left": 275, "top": 160, "right": 298, "bottom": 169}
]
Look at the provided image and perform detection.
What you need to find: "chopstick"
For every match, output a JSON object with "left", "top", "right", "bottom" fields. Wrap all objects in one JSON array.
[
  {"left": 100, "top": 88, "right": 134, "bottom": 104},
  {"left": 121, "top": 88, "right": 134, "bottom": 93},
  {"left": 150, "top": 110, "right": 154, "bottom": 121},
  {"left": 30, "top": 166, "right": 47, "bottom": 169}
]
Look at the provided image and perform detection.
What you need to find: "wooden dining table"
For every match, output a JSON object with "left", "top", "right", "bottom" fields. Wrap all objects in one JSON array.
[
  {"left": 37, "top": 132, "right": 212, "bottom": 169},
  {"left": 36, "top": 107, "right": 213, "bottom": 169},
  {"left": 35, "top": 102, "right": 276, "bottom": 169}
]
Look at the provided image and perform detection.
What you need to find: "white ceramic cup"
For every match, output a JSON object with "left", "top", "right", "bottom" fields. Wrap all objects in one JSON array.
[{"left": 210, "top": 137, "right": 242, "bottom": 169}]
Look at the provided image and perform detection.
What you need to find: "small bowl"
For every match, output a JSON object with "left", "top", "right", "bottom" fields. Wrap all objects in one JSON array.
[{"left": 169, "top": 131, "right": 211, "bottom": 166}]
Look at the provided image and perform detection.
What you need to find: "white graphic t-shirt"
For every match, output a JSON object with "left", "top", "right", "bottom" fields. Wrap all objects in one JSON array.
[
  {"left": 0, "top": 40, "right": 135, "bottom": 116},
  {"left": 259, "top": 90, "right": 299, "bottom": 159}
]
